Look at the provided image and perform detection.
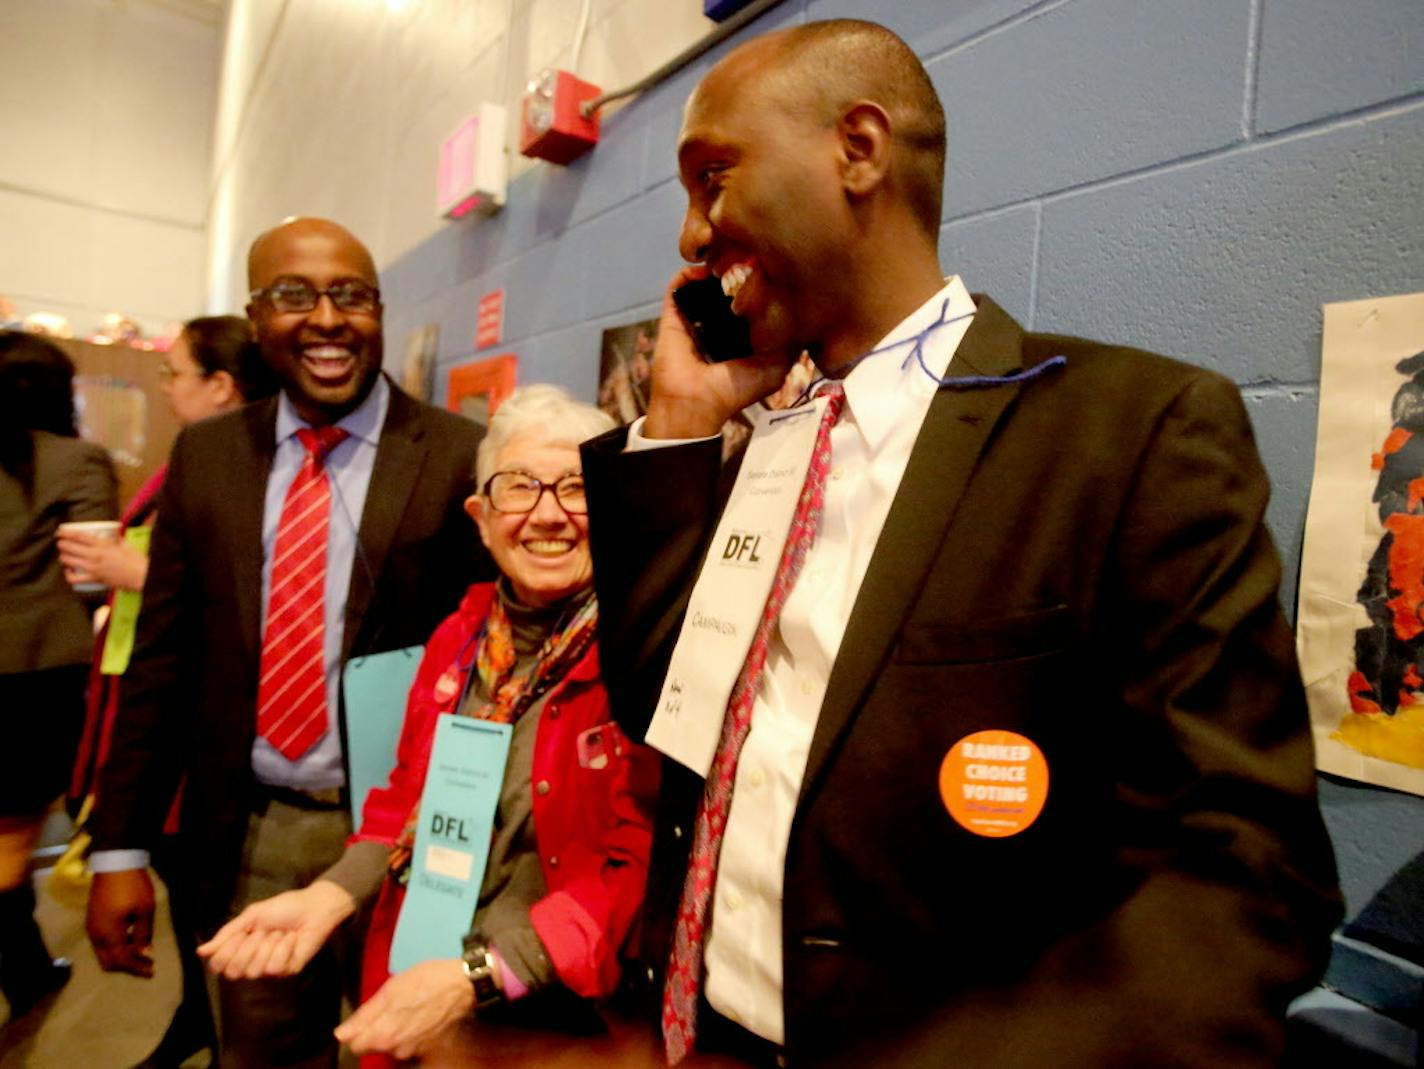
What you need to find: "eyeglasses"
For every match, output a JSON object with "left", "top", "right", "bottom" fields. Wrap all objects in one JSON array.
[
  {"left": 483, "top": 471, "right": 587, "bottom": 515},
  {"left": 249, "top": 279, "right": 381, "bottom": 315}
]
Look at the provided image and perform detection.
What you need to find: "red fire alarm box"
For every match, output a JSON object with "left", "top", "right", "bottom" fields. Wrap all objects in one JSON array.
[{"left": 520, "top": 68, "right": 601, "bottom": 165}]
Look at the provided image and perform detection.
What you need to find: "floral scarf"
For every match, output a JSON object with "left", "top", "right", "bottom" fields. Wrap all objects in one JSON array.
[{"left": 387, "top": 587, "right": 598, "bottom": 881}]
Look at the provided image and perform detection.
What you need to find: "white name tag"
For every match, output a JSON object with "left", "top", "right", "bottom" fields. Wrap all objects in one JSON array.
[{"left": 647, "top": 396, "right": 830, "bottom": 777}]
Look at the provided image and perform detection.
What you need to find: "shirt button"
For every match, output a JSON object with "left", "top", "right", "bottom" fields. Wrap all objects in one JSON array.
[
  {"left": 673, "top": 824, "right": 684, "bottom": 840},
  {"left": 800, "top": 677, "right": 815, "bottom": 696},
  {"left": 548, "top": 855, "right": 559, "bottom": 868},
  {"left": 831, "top": 467, "right": 844, "bottom": 480},
  {"left": 547, "top": 706, "right": 559, "bottom": 719},
  {"left": 724, "top": 890, "right": 742, "bottom": 911},
  {"left": 748, "top": 768, "right": 765, "bottom": 789},
  {"left": 536, "top": 780, "right": 551, "bottom": 796}
]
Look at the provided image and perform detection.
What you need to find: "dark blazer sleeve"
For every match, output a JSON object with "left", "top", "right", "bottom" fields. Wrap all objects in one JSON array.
[
  {"left": 871, "top": 372, "right": 1340, "bottom": 1068},
  {"left": 89, "top": 433, "right": 197, "bottom": 852},
  {"left": 581, "top": 427, "right": 725, "bottom": 741}
]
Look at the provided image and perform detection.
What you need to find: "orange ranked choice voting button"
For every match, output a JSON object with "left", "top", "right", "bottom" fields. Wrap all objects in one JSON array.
[{"left": 939, "top": 729, "right": 1049, "bottom": 838}]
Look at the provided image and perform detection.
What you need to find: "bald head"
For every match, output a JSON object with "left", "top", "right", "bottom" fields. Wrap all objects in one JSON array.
[
  {"left": 711, "top": 20, "right": 946, "bottom": 240},
  {"left": 247, "top": 217, "right": 377, "bottom": 291}
]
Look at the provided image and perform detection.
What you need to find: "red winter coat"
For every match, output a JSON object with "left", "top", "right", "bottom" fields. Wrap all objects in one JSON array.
[{"left": 354, "top": 582, "right": 659, "bottom": 1011}]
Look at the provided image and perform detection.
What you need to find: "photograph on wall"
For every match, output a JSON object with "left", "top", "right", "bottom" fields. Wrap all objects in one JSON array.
[
  {"left": 597, "top": 317, "right": 658, "bottom": 426},
  {"left": 400, "top": 323, "right": 439, "bottom": 402},
  {"left": 1297, "top": 291, "right": 1424, "bottom": 796},
  {"left": 597, "top": 315, "right": 819, "bottom": 458}
]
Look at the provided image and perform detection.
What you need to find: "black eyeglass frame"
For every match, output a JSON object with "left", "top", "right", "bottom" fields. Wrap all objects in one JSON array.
[
  {"left": 248, "top": 278, "right": 382, "bottom": 315},
  {"left": 481, "top": 471, "right": 588, "bottom": 515}
]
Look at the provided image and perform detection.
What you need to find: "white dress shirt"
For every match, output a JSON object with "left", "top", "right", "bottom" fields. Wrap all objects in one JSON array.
[{"left": 628, "top": 277, "right": 976, "bottom": 1043}]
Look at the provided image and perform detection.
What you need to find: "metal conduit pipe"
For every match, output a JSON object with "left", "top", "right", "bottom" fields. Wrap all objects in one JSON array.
[{"left": 579, "top": 0, "right": 789, "bottom": 119}]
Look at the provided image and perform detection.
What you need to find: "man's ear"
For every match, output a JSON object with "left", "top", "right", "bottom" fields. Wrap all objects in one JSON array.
[{"left": 838, "top": 101, "right": 893, "bottom": 197}]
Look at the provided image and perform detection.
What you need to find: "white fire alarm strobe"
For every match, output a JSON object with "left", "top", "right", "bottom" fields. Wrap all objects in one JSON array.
[{"left": 437, "top": 103, "right": 508, "bottom": 220}]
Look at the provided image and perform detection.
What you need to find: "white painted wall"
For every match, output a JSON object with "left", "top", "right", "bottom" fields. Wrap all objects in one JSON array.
[
  {"left": 206, "top": 0, "right": 714, "bottom": 313},
  {"left": 0, "top": 0, "right": 221, "bottom": 337}
]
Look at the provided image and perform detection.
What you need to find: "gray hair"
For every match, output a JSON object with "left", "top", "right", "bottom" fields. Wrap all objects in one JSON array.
[{"left": 475, "top": 383, "right": 616, "bottom": 486}]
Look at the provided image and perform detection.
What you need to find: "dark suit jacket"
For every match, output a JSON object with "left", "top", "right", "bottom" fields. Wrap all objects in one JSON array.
[
  {"left": 92, "top": 381, "right": 489, "bottom": 929},
  {"left": 0, "top": 431, "right": 117, "bottom": 673},
  {"left": 582, "top": 297, "right": 1341, "bottom": 1068}
]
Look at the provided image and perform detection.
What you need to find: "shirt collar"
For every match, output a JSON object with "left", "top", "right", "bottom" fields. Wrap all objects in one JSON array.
[
  {"left": 275, "top": 372, "right": 390, "bottom": 448},
  {"left": 839, "top": 276, "right": 975, "bottom": 454}
]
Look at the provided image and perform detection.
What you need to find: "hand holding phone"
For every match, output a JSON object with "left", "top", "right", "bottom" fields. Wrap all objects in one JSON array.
[
  {"left": 672, "top": 275, "right": 753, "bottom": 363},
  {"left": 642, "top": 268, "right": 793, "bottom": 440}
]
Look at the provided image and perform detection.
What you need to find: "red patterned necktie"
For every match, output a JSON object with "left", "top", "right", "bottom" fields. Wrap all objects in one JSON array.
[
  {"left": 256, "top": 425, "right": 349, "bottom": 760},
  {"left": 663, "top": 384, "right": 846, "bottom": 1064}
]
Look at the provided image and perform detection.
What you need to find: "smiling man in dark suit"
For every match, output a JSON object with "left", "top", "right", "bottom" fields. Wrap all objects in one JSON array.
[
  {"left": 582, "top": 19, "right": 1341, "bottom": 1069},
  {"left": 86, "top": 217, "right": 488, "bottom": 1067}
]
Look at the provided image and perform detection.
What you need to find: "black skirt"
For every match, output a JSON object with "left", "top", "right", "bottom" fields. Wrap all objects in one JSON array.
[{"left": 0, "top": 664, "right": 88, "bottom": 816}]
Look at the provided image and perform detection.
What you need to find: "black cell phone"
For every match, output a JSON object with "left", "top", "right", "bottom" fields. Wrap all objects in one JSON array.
[{"left": 672, "top": 275, "right": 753, "bottom": 363}]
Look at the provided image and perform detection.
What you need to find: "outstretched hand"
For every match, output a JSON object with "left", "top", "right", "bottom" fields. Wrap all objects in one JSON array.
[
  {"left": 197, "top": 880, "right": 355, "bottom": 980},
  {"left": 334, "top": 959, "right": 475, "bottom": 1060},
  {"left": 643, "top": 266, "right": 797, "bottom": 440}
]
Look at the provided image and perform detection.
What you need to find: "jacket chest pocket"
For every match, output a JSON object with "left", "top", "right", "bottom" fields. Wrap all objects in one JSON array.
[{"left": 894, "top": 603, "right": 1072, "bottom": 666}]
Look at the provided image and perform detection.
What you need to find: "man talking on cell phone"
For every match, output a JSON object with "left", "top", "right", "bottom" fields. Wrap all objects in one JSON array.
[
  {"left": 581, "top": 19, "right": 1340, "bottom": 1069},
  {"left": 86, "top": 218, "right": 490, "bottom": 1068}
]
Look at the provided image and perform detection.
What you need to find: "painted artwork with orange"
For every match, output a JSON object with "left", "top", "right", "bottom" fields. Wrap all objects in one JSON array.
[
  {"left": 938, "top": 730, "right": 1049, "bottom": 838},
  {"left": 1341, "top": 348, "right": 1424, "bottom": 770}
]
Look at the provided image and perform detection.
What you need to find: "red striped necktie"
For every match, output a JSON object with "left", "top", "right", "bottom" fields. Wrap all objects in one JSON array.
[
  {"left": 256, "top": 425, "right": 349, "bottom": 760},
  {"left": 663, "top": 383, "right": 846, "bottom": 1064}
]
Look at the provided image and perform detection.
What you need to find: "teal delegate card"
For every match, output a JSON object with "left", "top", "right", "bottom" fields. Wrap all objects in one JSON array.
[
  {"left": 388, "top": 715, "right": 513, "bottom": 974},
  {"left": 343, "top": 645, "right": 424, "bottom": 826}
]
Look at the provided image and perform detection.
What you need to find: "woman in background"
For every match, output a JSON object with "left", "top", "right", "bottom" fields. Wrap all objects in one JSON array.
[
  {"left": 59, "top": 315, "right": 276, "bottom": 1067},
  {"left": 0, "top": 332, "right": 118, "bottom": 1018}
]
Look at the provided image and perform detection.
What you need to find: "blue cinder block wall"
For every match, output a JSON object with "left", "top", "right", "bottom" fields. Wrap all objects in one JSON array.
[{"left": 379, "top": 0, "right": 1424, "bottom": 1018}]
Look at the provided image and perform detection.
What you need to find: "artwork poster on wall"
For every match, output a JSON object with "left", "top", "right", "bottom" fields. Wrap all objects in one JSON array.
[
  {"left": 1298, "top": 291, "right": 1424, "bottom": 796},
  {"left": 596, "top": 315, "right": 817, "bottom": 460}
]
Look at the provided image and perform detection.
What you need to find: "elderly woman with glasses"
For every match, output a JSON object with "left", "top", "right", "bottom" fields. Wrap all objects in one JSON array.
[{"left": 199, "top": 384, "right": 659, "bottom": 1065}]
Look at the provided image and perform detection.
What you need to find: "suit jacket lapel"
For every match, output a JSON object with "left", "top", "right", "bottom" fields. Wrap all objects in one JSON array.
[
  {"left": 234, "top": 400, "right": 279, "bottom": 671},
  {"left": 342, "top": 384, "right": 427, "bottom": 662},
  {"left": 799, "top": 297, "right": 1036, "bottom": 803}
]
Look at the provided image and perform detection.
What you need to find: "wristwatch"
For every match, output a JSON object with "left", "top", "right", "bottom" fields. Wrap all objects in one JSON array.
[{"left": 460, "top": 938, "right": 504, "bottom": 1009}]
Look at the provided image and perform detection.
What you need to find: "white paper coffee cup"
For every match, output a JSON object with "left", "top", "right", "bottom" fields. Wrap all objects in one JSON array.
[{"left": 57, "top": 520, "right": 121, "bottom": 592}]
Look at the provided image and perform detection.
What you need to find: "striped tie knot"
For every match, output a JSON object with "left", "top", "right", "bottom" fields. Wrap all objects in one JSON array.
[{"left": 296, "top": 425, "right": 348, "bottom": 462}]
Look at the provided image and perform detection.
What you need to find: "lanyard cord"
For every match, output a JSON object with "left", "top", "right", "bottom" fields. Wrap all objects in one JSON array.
[{"left": 791, "top": 299, "right": 1065, "bottom": 407}]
